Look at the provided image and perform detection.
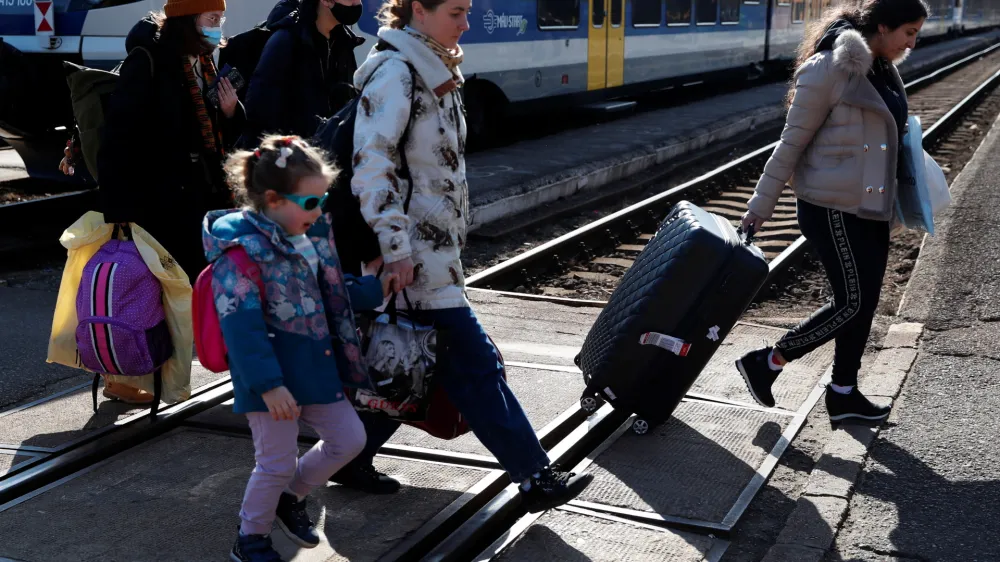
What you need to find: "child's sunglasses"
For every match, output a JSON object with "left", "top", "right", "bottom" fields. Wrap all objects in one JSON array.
[{"left": 284, "top": 192, "right": 328, "bottom": 211}]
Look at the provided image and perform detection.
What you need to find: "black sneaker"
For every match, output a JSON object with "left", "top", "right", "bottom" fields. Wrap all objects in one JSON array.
[
  {"left": 329, "top": 464, "right": 401, "bottom": 494},
  {"left": 275, "top": 492, "right": 320, "bottom": 549},
  {"left": 231, "top": 529, "right": 284, "bottom": 562},
  {"left": 736, "top": 347, "right": 781, "bottom": 408},
  {"left": 519, "top": 466, "right": 595, "bottom": 514},
  {"left": 826, "top": 386, "right": 891, "bottom": 422}
]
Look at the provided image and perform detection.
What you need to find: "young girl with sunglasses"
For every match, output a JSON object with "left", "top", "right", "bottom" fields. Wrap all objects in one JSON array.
[{"left": 201, "top": 134, "right": 397, "bottom": 562}]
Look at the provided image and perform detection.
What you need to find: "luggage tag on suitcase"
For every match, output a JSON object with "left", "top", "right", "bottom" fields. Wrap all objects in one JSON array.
[
  {"left": 636, "top": 222, "right": 759, "bottom": 359},
  {"left": 639, "top": 332, "right": 691, "bottom": 356}
]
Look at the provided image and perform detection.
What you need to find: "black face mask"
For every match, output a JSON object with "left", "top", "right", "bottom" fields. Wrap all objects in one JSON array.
[{"left": 332, "top": 3, "right": 362, "bottom": 26}]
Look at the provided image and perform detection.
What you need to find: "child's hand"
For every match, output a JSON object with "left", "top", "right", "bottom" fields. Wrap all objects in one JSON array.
[
  {"left": 381, "top": 272, "right": 399, "bottom": 298},
  {"left": 261, "top": 386, "right": 300, "bottom": 421}
]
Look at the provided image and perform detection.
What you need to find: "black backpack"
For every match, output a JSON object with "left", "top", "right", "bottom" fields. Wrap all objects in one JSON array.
[
  {"left": 217, "top": 21, "right": 276, "bottom": 100},
  {"left": 313, "top": 40, "right": 417, "bottom": 275}
]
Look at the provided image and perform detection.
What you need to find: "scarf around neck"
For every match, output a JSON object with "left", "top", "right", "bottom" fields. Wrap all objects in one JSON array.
[
  {"left": 182, "top": 53, "right": 224, "bottom": 155},
  {"left": 403, "top": 26, "right": 463, "bottom": 83}
]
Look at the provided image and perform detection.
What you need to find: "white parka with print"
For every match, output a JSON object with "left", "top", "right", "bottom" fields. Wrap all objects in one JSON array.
[{"left": 352, "top": 27, "right": 470, "bottom": 311}]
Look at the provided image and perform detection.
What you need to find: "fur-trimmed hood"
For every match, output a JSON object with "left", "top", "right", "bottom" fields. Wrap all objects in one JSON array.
[{"left": 817, "top": 20, "right": 910, "bottom": 76}]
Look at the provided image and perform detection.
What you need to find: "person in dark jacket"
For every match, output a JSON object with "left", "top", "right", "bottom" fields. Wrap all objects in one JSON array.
[
  {"left": 242, "top": 0, "right": 377, "bottom": 297},
  {"left": 98, "top": 0, "right": 245, "bottom": 281},
  {"left": 243, "top": 0, "right": 365, "bottom": 144}
]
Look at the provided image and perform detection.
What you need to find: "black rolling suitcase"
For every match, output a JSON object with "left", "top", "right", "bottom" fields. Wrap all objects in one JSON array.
[{"left": 575, "top": 201, "right": 769, "bottom": 435}]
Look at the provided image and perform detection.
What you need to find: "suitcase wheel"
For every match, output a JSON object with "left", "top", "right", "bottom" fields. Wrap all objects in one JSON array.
[
  {"left": 580, "top": 394, "right": 604, "bottom": 414},
  {"left": 631, "top": 418, "right": 650, "bottom": 436}
]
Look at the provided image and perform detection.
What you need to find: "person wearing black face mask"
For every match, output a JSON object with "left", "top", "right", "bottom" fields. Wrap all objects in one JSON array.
[
  {"left": 332, "top": 0, "right": 363, "bottom": 25},
  {"left": 243, "top": 0, "right": 366, "bottom": 145}
]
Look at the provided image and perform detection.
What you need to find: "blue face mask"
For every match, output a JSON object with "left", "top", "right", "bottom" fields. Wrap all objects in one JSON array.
[{"left": 202, "top": 26, "right": 223, "bottom": 46}]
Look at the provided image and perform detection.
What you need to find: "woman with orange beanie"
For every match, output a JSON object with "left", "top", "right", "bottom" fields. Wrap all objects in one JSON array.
[{"left": 98, "top": 0, "right": 244, "bottom": 288}]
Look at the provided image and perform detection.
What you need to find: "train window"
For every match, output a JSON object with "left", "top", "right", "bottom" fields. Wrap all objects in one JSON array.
[
  {"left": 633, "top": 0, "right": 663, "bottom": 26},
  {"left": 611, "top": 0, "right": 623, "bottom": 25},
  {"left": 593, "top": 0, "right": 605, "bottom": 26},
  {"left": 791, "top": 0, "right": 806, "bottom": 22},
  {"left": 538, "top": 0, "right": 582, "bottom": 29},
  {"left": 721, "top": 0, "right": 740, "bottom": 22},
  {"left": 667, "top": 0, "right": 693, "bottom": 24},
  {"left": 697, "top": 0, "right": 718, "bottom": 23}
]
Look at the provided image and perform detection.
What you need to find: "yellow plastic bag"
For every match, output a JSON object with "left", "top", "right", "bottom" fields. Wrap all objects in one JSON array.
[{"left": 47, "top": 211, "right": 193, "bottom": 404}]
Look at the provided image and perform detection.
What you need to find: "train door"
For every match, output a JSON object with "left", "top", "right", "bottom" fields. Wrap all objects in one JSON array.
[{"left": 587, "top": 0, "right": 626, "bottom": 90}]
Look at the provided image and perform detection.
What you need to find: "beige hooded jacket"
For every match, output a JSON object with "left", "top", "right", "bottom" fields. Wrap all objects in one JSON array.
[{"left": 748, "top": 29, "right": 907, "bottom": 222}]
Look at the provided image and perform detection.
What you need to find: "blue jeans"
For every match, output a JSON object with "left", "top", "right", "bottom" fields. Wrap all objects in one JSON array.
[{"left": 346, "top": 306, "right": 550, "bottom": 482}]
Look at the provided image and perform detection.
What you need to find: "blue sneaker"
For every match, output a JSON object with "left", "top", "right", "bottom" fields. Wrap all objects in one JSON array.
[
  {"left": 230, "top": 529, "right": 284, "bottom": 562},
  {"left": 275, "top": 492, "right": 320, "bottom": 548}
]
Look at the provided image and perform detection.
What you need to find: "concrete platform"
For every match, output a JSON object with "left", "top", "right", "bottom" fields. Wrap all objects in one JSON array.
[
  {"left": 492, "top": 507, "right": 728, "bottom": 562},
  {"left": 575, "top": 399, "right": 794, "bottom": 526},
  {"left": 464, "top": 289, "right": 602, "bottom": 368},
  {"left": 0, "top": 287, "right": 85, "bottom": 411},
  {"left": 822, "top": 93, "right": 1000, "bottom": 561},
  {"left": 0, "top": 449, "right": 40, "bottom": 477},
  {"left": 464, "top": 30, "right": 1000, "bottom": 231},
  {"left": 0, "top": 428, "right": 498, "bottom": 562},
  {"left": 0, "top": 362, "right": 219, "bottom": 452},
  {"left": 689, "top": 322, "right": 833, "bottom": 413}
]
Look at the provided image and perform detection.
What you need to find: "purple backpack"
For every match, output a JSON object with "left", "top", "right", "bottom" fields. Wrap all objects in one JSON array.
[{"left": 75, "top": 224, "right": 173, "bottom": 420}]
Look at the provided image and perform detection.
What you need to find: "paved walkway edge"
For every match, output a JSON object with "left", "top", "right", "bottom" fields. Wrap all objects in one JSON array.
[
  {"left": 466, "top": 35, "right": 998, "bottom": 232},
  {"left": 467, "top": 105, "right": 785, "bottom": 231},
  {"left": 760, "top": 322, "right": 925, "bottom": 562}
]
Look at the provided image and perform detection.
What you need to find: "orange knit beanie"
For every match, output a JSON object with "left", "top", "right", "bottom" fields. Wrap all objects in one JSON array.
[{"left": 163, "top": 0, "right": 226, "bottom": 18}]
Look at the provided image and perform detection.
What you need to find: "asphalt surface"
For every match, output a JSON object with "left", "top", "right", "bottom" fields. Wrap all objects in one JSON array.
[
  {"left": 0, "top": 288, "right": 87, "bottom": 412},
  {"left": 828, "top": 115, "right": 1000, "bottom": 561}
]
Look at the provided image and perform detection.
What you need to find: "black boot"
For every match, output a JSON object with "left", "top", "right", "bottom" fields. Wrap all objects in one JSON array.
[
  {"left": 736, "top": 347, "right": 781, "bottom": 408},
  {"left": 329, "top": 463, "right": 401, "bottom": 494}
]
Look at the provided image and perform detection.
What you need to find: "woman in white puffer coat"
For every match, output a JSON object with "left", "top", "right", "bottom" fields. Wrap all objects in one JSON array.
[{"left": 332, "top": 0, "right": 594, "bottom": 513}]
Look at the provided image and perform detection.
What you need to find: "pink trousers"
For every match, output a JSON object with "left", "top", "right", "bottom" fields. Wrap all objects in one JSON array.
[{"left": 239, "top": 400, "right": 366, "bottom": 535}]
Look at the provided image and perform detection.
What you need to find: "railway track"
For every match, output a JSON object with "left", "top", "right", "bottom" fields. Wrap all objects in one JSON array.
[
  {"left": 3, "top": 41, "right": 1000, "bottom": 561},
  {"left": 465, "top": 43, "right": 1000, "bottom": 303}
]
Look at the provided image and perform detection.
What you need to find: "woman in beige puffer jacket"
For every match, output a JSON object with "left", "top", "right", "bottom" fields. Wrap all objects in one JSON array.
[{"left": 736, "top": 0, "right": 928, "bottom": 424}]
